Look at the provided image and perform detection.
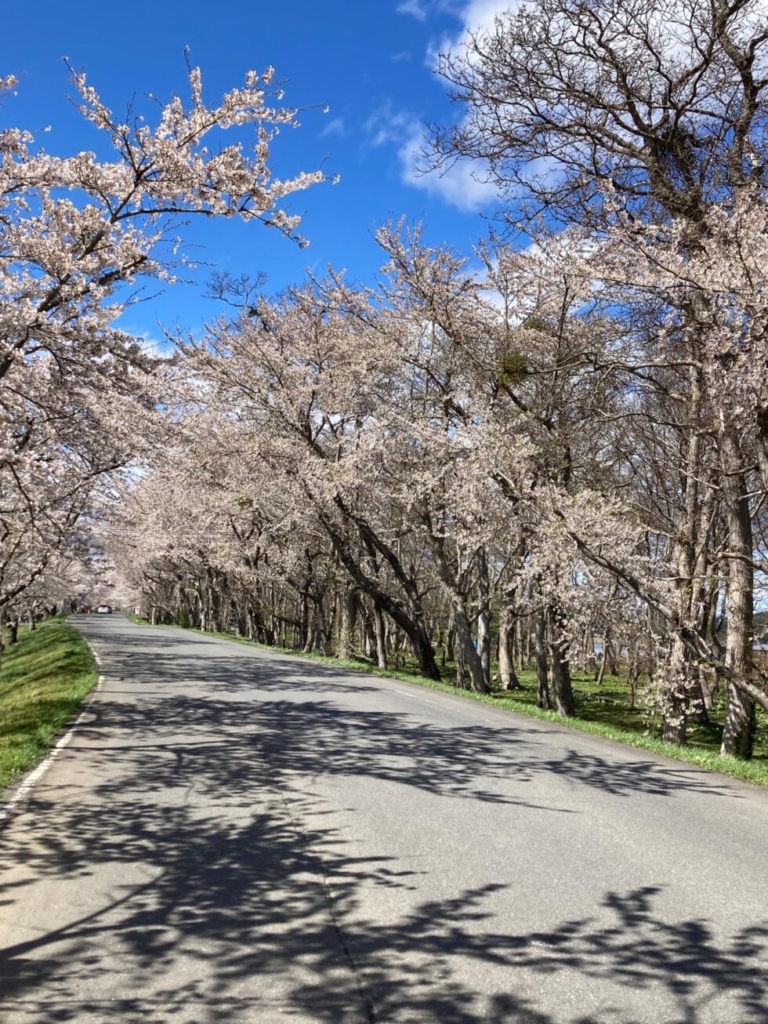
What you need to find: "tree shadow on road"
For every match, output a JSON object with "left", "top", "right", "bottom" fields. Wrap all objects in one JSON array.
[
  {"left": 84, "top": 626, "right": 743, "bottom": 805},
  {"left": 2, "top": 776, "right": 766, "bottom": 1024},
  {"left": 1, "top": 623, "right": 764, "bottom": 1022}
]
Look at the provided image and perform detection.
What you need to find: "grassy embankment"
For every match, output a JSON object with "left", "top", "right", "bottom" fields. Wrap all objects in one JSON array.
[
  {"left": 0, "top": 618, "right": 98, "bottom": 793},
  {"left": 128, "top": 613, "right": 768, "bottom": 787}
]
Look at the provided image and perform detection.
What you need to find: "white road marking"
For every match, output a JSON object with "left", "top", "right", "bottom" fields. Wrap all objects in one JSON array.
[{"left": 0, "top": 637, "right": 104, "bottom": 827}]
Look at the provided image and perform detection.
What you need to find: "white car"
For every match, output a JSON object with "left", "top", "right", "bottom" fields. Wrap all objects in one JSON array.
[{"left": 96, "top": 605, "right": 113, "bottom": 614}]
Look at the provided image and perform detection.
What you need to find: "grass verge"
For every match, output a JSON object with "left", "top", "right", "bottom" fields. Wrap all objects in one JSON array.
[
  {"left": 0, "top": 618, "right": 98, "bottom": 794},
  {"left": 127, "top": 614, "right": 768, "bottom": 788}
]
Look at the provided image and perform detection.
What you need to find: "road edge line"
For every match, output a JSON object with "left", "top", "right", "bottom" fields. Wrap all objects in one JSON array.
[{"left": 0, "top": 636, "right": 104, "bottom": 828}]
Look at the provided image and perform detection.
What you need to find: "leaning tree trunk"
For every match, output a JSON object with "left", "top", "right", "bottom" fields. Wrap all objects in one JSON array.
[{"left": 719, "top": 426, "right": 755, "bottom": 758}]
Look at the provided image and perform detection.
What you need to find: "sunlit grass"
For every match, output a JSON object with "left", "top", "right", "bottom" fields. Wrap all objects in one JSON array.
[{"left": 0, "top": 618, "right": 97, "bottom": 793}]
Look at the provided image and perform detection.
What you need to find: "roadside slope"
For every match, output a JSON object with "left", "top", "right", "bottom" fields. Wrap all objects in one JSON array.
[{"left": 0, "top": 617, "right": 97, "bottom": 794}]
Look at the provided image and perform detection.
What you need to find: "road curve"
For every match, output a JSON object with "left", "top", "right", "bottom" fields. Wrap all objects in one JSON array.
[{"left": 1, "top": 613, "right": 767, "bottom": 1023}]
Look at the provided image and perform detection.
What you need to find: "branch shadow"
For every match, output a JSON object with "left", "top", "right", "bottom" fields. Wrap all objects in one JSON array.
[{"left": 1, "top": 619, "right": 762, "bottom": 1021}]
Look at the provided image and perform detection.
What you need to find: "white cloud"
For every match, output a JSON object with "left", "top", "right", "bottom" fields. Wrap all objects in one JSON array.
[
  {"left": 391, "top": 50, "right": 413, "bottom": 62},
  {"left": 394, "top": 0, "right": 511, "bottom": 35},
  {"left": 123, "top": 329, "right": 171, "bottom": 357},
  {"left": 400, "top": 132, "right": 498, "bottom": 211},
  {"left": 364, "top": 103, "right": 414, "bottom": 147},
  {"left": 396, "top": 0, "right": 428, "bottom": 20},
  {"left": 365, "top": 102, "right": 497, "bottom": 212},
  {"left": 458, "top": 0, "right": 517, "bottom": 32},
  {"left": 427, "top": 0, "right": 520, "bottom": 66},
  {"left": 320, "top": 117, "right": 347, "bottom": 138}
]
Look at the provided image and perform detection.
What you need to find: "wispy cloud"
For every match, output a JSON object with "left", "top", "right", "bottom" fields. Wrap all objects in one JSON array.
[
  {"left": 396, "top": 0, "right": 429, "bottom": 20},
  {"left": 395, "top": 0, "right": 464, "bottom": 20},
  {"left": 391, "top": 50, "right": 413, "bottom": 62},
  {"left": 320, "top": 116, "right": 347, "bottom": 139},
  {"left": 364, "top": 102, "right": 415, "bottom": 148},
  {"left": 365, "top": 102, "right": 497, "bottom": 213}
]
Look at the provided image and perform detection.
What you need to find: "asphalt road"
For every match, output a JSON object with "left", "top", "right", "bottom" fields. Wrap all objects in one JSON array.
[{"left": 1, "top": 614, "right": 768, "bottom": 1024}]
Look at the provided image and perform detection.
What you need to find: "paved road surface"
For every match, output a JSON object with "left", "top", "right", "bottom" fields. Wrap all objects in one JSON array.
[{"left": 1, "top": 614, "right": 767, "bottom": 1023}]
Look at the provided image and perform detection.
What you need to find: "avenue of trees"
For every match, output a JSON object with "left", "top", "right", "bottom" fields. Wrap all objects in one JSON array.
[
  {"left": 0, "top": 59, "right": 325, "bottom": 634},
  {"left": 5, "top": 1, "right": 768, "bottom": 762}
]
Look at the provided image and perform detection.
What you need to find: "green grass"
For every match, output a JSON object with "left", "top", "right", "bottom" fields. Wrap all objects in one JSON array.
[
  {"left": 0, "top": 618, "right": 98, "bottom": 793},
  {"left": 129, "top": 614, "right": 768, "bottom": 788}
]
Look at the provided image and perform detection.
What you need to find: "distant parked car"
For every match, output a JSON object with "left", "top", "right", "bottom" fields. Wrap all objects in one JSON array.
[{"left": 96, "top": 605, "right": 113, "bottom": 614}]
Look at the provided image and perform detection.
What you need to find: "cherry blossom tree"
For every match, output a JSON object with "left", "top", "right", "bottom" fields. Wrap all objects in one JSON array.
[
  {"left": 431, "top": 0, "right": 768, "bottom": 754},
  {"left": 0, "top": 59, "right": 326, "bottom": 620}
]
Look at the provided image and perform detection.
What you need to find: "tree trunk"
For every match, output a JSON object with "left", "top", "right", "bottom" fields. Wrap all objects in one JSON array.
[
  {"left": 595, "top": 643, "right": 608, "bottom": 686},
  {"left": 662, "top": 362, "right": 704, "bottom": 745},
  {"left": 455, "top": 642, "right": 466, "bottom": 689},
  {"left": 361, "top": 600, "right": 376, "bottom": 660},
  {"left": 549, "top": 605, "right": 576, "bottom": 717},
  {"left": 662, "top": 635, "right": 688, "bottom": 745},
  {"left": 698, "top": 665, "right": 717, "bottom": 712},
  {"left": 498, "top": 604, "right": 520, "bottom": 691},
  {"left": 550, "top": 644, "right": 575, "bottom": 716},
  {"left": 628, "top": 656, "right": 640, "bottom": 711},
  {"left": 719, "top": 426, "right": 755, "bottom": 758},
  {"left": 452, "top": 599, "right": 489, "bottom": 693},
  {"left": 373, "top": 601, "right": 388, "bottom": 670},
  {"left": 338, "top": 587, "right": 357, "bottom": 661},
  {"left": 446, "top": 620, "right": 455, "bottom": 663},
  {"left": 476, "top": 547, "right": 492, "bottom": 689},
  {"left": 604, "top": 639, "right": 618, "bottom": 678},
  {"left": 298, "top": 590, "right": 310, "bottom": 650},
  {"left": 313, "top": 593, "right": 333, "bottom": 656},
  {"left": 534, "top": 610, "right": 550, "bottom": 710}
]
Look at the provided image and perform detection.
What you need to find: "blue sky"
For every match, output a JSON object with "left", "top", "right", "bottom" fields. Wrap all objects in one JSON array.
[{"left": 1, "top": 0, "right": 508, "bottom": 340}]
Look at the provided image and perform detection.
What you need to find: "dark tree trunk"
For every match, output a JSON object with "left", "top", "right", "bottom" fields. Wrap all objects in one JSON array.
[
  {"left": 361, "top": 600, "right": 376, "bottom": 661},
  {"left": 498, "top": 604, "right": 520, "bottom": 691},
  {"left": 446, "top": 620, "right": 455, "bottom": 663},
  {"left": 549, "top": 606, "right": 576, "bottom": 717},
  {"left": 298, "top": 590, "right": 310, "bottom": 650},
  {"left": 338, "top": 587, "right": 357, "bottom": 661},
  {"left": 373, "top": 600, "right": 388, "bottom": 670},
  {"left": 534, "top": 611, "right": 550, "bottom": 710}
]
